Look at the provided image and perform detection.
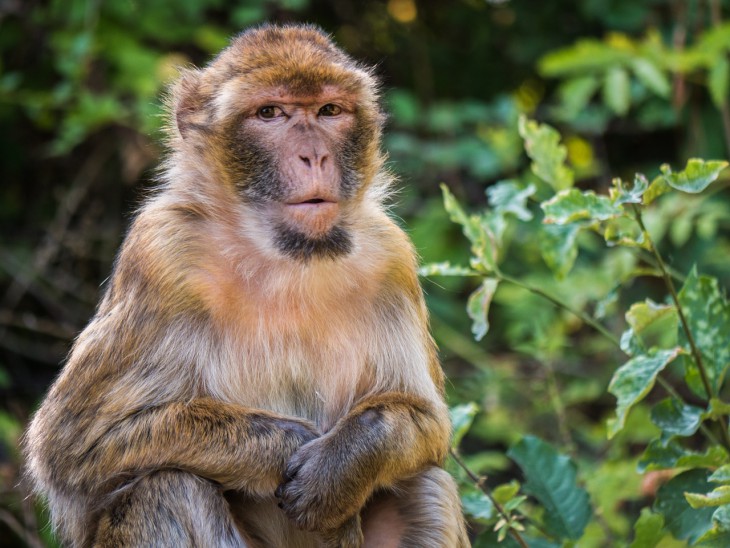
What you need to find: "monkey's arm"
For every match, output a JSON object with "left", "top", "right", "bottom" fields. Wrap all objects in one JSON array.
[
  {"left": 29, "top": 397, "right": 318, "bottom": 498},
  {"left": 276, "top": 390, "right": 449, "bottom": 533}
]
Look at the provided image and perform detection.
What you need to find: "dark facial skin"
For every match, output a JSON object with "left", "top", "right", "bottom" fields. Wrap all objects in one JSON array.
[{"left": 233, "top": 88, "right": 363, "bottom": 261}]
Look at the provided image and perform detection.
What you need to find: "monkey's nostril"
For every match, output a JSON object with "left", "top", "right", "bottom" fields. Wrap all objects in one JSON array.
[{"left": 299, "top": 156, "right": 311, "bottom": 167}]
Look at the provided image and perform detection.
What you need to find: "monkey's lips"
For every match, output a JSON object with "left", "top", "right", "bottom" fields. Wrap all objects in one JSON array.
[{"left": 283, "top": 198, "right": 340, "bottom": 235}]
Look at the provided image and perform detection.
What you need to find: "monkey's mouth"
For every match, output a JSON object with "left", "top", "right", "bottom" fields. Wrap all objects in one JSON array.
[{"left": 283, "top": 198, "right": 339, "bottom": 235}]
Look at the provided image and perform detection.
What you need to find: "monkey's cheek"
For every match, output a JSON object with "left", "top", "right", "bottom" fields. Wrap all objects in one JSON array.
[{"left": 284, "top": 203, "right": 340, "bottom": 236}]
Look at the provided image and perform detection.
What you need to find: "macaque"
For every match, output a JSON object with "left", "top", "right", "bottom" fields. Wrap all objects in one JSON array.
[{"left": 24, "top": 24, "right": 469, "bottom": 547}]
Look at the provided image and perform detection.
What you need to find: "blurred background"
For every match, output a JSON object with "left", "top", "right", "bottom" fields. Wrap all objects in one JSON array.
[{"left": 1, "top": 0, "right": 729, "bottom": 545}]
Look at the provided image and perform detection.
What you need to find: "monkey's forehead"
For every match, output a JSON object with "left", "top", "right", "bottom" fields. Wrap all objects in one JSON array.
[{"left": 208, "top": 25, "right": 378, "bottom": 98}]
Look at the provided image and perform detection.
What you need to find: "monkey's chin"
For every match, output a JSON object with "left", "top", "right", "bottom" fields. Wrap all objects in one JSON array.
[{"left": 273, "top": 222, "right": 352, "bottom": 262}]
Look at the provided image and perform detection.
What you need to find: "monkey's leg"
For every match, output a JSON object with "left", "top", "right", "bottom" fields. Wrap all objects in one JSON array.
[
  {"left": 94, "top": 470, "right": 250, "bottom": 548},
  {"left": 361, "top": 466, "right": 469, "bottom": 548}
]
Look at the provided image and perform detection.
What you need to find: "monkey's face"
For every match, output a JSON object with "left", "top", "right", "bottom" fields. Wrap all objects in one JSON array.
[{"left": 229, "top": 87, "right": 363, "bottom": 260}]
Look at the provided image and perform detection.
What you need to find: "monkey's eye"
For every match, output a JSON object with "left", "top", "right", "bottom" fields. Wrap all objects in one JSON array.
[
  {"left": 257, "top": 106, "right": 284, "bottom": 120},
  {"left": 318, "top": 104, "right": 342, "bottom": 117}
]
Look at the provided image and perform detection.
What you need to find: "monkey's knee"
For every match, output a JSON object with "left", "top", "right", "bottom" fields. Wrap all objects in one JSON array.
[
  {"left": 395, "top": 466, "right": 470, "bottom": 548},
  {"left": 93, "top": 470, "right": 246, "bottom": 548}
]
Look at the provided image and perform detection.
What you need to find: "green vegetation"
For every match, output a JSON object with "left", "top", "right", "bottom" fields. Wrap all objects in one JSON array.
[{"left": 2, "top": 0, "right": 730, "bottom": 546}]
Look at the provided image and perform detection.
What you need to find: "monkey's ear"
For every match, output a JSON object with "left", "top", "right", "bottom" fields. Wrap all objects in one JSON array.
[{"left": 172, "top": 69, "right": 206, "bottom": 139}]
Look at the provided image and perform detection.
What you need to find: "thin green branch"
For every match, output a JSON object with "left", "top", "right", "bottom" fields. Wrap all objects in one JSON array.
[{"left": 495, "top": 271, "right": 621, "bottom": 348}]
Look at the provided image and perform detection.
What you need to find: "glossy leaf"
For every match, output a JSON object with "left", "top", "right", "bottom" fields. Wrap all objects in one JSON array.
[
  {"left": 687, "top": 487, "right": 730, "bottom": 509},
  {"left": 467, "top": 278, "right": 499, "bottom": 341},
  {"left": 603, "top": 66, "right": 631, "bottom": 116},
  {"left": 518, "top": 116, "right": 574, "bottom": 191},
  {"left": 678, "top": 267, "right": 730, "bottom": 397},
  {"left": 626, "top": 299, "right": 676, "bottom": 334},
  {"left": 450, "top": 403, "right": 479, "bottom": 448},
  {"left": 610, "top": 174, "right": 649, "bottom": 205},
  {"left": 710, "top": 465, "right": 730, "bottom": 484},
  {"left": 607, "top": 347, "right": 683, "bottom": 438},
  {"left": 508, "top": 436, "right": 592, "bottom": 539},
  {"left": 643, "top": 175, "right": 671, "bottom": 205},
  {"left": 630, "top": 508, "right": 665, "bottom": 548},
  {"left": 639, "top": 438, "right": 727, "bottom": 472},
  {"left": 539, "top": 223, "right": 581, "bottom": 279},
  {"left": 654, "top": 469, "right": 715, "bottom": 544},
  {"left": 696, "top": 505, "right": 730, "bottom": 546},
  {"left": 661, "top": 159, "right": 729, "bottom": 194},
  {"left": 650, "top": 398, "right": 703, "bottom": 437}
]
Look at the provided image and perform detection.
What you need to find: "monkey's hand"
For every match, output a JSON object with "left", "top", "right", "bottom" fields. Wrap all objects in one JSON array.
[{"left": 274, "top": 409, "right": 384, "bottom": 534}]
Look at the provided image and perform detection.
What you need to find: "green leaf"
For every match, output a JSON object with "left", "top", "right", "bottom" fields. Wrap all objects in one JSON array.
[
  {"left": 710, "top": 465, "right": 730, "bottom": 484},
  {"left": 709, "top": 57, "right": 729, "bottom": 110},
  {"left": 639, "top": 438, "right": 727, "bottom": 472},
  {"left": 492, "top": 481, "right": 521, "bottom": 504},
  {"left": 603, "top": 66, "right": 631, "bottom": 116},
  {"left": 507, "top": 435, "right": 592, "bottom": 540},
  {"left": 450, "top": 402, "right": 480, "bottom": 448},
  {"left": 441, "top": 184, "right": 499, "bottom": 272},
  {"left": 687, "top": 487, "right": 730, "bottom": 509},
  {"left": 620, "top": 327, "right": 646, "bottom": 356},
  {"left": 630, "top": 508, "right": 665, "bottom": 548},
  {"left": 661, "top": 159, "right": 729, "bottom": 194},
  {"left": 538, "top": 39, "right": 631, "bottom": 76},
  {"left": 542, "top": 188, "right": 624, "bottom": 225},
  {"left": 611, "top": 174, "right": 649, "bottom": 205},
  {"left": 678, "top": 267, "right": 730, "bottom": 397},
  {"left": 518, "top": 116, "right": 574, "bottom": 191},
  {"left": 486, "top": 181, "right": 536, "bottom": 221},
  {"left": 654, "top": 469, "right": 715, "bottom": 544},
  {"left": 631, "top": 58, "right": 670, "bottom": 98},
  {"left": 643, "top": 175, "right": 671, "bottom": 205},
  {"left": 539, "top": 223, "right": 581, "bottom": 280},
  {"left": 418, "top": 262, "right": 479, "bottom": 277},
  {"left": 696, "top": 505, "right": 730, "bottom": 546},
  {"left": 461, "top": 490, "right": 495, "bottom": 523},
  {"left": 467, "top": 278, "right": 499, "bottom": 341},
  {"left": 607, "top": 347, "right": 683, "bottom": 438},
  {"left": 650, "top": 398, "right": 704, "bottom": 437},
  {"left": 626, "top": 299, "right": 677, "bottom": 334},
  {"left": 557, "top": 75, "right": 600, "bottom": 117}
]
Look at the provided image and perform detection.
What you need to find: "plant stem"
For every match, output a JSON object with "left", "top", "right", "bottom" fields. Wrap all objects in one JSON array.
[
  {"left": 449, "top": 448, "right": 530, "bottom": 548},
  {"left": 631, "top": 205, "right": 730, "bottom": 453},
  {"left": 495, "top": 272, "right": 621, "bottom": 348},
  {"left": 631, "top": 206, "right": 713, "bottom": 398}
]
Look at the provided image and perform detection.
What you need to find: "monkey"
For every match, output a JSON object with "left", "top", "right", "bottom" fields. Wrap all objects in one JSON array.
[{"left": 24, "top": 24, "right": 469, "bottom": 548}]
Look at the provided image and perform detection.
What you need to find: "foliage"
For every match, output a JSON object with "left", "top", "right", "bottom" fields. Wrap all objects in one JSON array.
[{"left": 434, "top": 116, "right": 730, "bottom": 546}]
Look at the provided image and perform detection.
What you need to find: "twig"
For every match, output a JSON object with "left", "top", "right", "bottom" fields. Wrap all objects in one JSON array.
[{"left": 449, "top": 448, "right": 529, "bottom": 548}]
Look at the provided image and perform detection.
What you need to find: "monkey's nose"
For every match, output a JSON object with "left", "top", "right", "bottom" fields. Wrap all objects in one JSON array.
[{"left": 298, "top": 154, "right": 328, "bottom": 170}]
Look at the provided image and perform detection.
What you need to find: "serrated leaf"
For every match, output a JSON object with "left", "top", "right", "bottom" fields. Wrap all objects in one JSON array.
[
  {"left": 654, "top": 469, "right": 715, "bottom": 544},
  {"left": 450, "top": 402, "right": 479, "bottom": 448},
  {"left": 603, "top": 66, "right": 631, "bottom": 116},
  {"left": 518, "top": 116, "right": 574, "bottom": 191},
  {"left": 461, "top": 490, "right": 495, "bottom": 523},
  {"left": 507, "top": 436, "right": 592, "bottom": 540},
  {"left": 709, "top": 57, "right": 729, "bottom": 110},
  {"left": 630, "top": 508, "right": 665, "bottom": 548},
  {"left": 486, "top": 180, "right": 536, "bottom": 221},
  {"left": 631, "top": 58, "right": 670, "bottom": 98},
  {"left": 607, "top": 347, "right": 683, "bottom": 438},
  {"left": 542, "top": 188, "right": 624, "bottom": 225},
  {"left": 467, "top": 278, "right": 499, "bottom": 341},
  {"left": 539, "top": 223, "right": 581, "bottom": 280},
  {"left": 611, "top": 174, "right": 649, "bottom": 205},
  {"left": 418, "top": 262, "right": 479, "bottom": 277},
  {"left": 661, "top": 159, "right": 729, "bottom": 194},
  {"left": 650, "top": 398, "right": 704, "bottom": 437},
  {"left": 678, "top": 267, "right": 730, "bottom": 397},
  {"left": 687, "top": 487, "right": 730, "bottom": 509},
  {"left": 626, "top": 299, "right": 677, "bottom": 334}
]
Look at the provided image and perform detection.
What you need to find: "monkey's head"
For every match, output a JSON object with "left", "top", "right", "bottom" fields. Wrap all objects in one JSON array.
[{"left": 169, "top": 24, "right": 387, "bottom": 262}]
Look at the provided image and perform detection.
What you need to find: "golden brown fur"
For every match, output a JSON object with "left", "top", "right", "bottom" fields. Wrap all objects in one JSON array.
[{"left": 24, "top": 24, "right": 468, "bottom": 547}]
